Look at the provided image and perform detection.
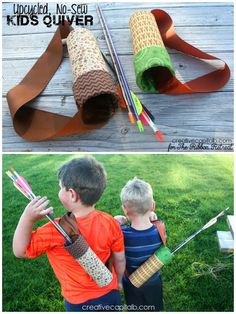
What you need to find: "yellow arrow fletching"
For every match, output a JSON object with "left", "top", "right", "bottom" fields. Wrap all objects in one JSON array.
[{"left": 131, "top": 91, "right": 142, "bottom": 115}]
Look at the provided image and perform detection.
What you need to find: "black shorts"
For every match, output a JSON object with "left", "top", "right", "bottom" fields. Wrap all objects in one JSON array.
[
  {"left": 122, "top": 275, "right": 163, "bottom": 312},
  {"left": 64, "top": 289, "right": 122, "bottom": 312}
]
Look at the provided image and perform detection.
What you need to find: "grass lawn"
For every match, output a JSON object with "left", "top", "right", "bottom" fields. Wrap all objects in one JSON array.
[{"left": 2, "top": 153, "right": 234, "bottom": 311}]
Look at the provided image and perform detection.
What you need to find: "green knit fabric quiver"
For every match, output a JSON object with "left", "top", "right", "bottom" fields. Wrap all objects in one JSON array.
[
  {"left": 130, "top": 10, "right": 175, "bottom": 92},
  {"left": 154, "top": 246, "right": 173, "bottom": 265},
  {"left": 129, "top": 246, "right": 174, "bottom": 288},
  {"left": 134, "top": 46, "right": 174, "bottom": 92}
]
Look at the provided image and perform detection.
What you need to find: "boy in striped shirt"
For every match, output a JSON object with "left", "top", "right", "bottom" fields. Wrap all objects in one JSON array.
[{"left": 115, "top": 178, "right": 164, "bottom": 311}]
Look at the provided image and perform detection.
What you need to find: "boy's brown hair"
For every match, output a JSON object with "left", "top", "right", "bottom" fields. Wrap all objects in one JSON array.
[{"left": 58, "top": 157, "right": 107, "bottom": 206}]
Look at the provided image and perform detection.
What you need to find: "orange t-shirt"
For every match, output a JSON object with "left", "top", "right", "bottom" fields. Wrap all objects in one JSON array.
[{"left": 25, "top": 210, "right": 124, "bottom": 304}]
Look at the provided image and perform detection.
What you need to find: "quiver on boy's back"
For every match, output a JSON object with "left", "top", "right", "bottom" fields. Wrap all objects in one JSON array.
[
  {"left": 128, "top": 219, "right": 173, "bottom": 288},
  {"left": 59, "top": 212, "right": 113, "bottom": 287},
  {"left": 129, "top": 246, "right": 173, "bottom": 288}
]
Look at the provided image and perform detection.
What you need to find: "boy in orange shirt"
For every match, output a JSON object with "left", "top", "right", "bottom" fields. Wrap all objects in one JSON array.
[{"left": 13, "top": 157, "right": 125, "bottom": 312}]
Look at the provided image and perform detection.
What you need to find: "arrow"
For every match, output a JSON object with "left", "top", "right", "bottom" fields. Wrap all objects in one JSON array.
[
  {"left": 171, "top": 208, "right": 229, "bottom": 253},
  {"left": 97, "top": 5, "right": 144, "bottom": 132},
  {"left": 6, "top": 169, "right": 72, "bottom": 244}
]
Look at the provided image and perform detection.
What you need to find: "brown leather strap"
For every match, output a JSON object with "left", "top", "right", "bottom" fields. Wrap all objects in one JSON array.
[
  {"left": 151, "top": 9, "right": 230, "bottom": 94},
  {"left": 7, "top": 22, "right": 118, "bottom": 141}
]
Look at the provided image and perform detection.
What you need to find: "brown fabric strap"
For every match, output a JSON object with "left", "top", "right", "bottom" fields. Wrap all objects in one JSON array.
[
  {"left": 153, "top": 220, "right": 166, "bottom": 245},
  {"left": 151, "top": 9, "right": 230, "bottom": 94},
  {"left": 59, "top": 211, "right": 79, "bottom": 243},
  {"left": 7, "top": 22, "right": 119, "bottom": 141}
]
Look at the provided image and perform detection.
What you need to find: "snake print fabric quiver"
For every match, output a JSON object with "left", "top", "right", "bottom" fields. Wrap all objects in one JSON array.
[
  {"left": 60, "top": 212, "right": 113, "bottom": 287},
  {"left": 67, "top": 28, "right": 120, "bottom": 125}
]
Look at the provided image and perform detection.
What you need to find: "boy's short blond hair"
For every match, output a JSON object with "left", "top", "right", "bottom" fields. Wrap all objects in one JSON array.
[{"left": 120, "top": 177, "right": 153, "bottom": 215}]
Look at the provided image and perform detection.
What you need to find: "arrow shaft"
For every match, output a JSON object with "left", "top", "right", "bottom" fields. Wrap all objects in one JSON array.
[
  {"left": 171, "top": 228, "right": 203, "bottom": 253},
  {"left": 171, "top": 208, "right": 228, "bottom": 254},
  {"left": 97, "top": 6, "right": 141, "bottom": 123},
  {"left": 100, "top": 42, "right": 132, "bottom": 116},
  {"left": 142, "top": 109, "right": 159, "bottom": 132},
  {"left": 13, "top": 182, "right": 32, "bottom": 200},
  {"left": 46, "top": 214, "right": 72, "bottom": 244}
]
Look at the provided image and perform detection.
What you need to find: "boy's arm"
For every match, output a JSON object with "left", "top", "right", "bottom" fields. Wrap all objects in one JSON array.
[
  {"left": 110, "top": 218, "right": 126, "bottom": 288},
  {"left": 13, "top": 196, "right": 53, "bottom": 258},
  {"left": 111, "top": 251, "right": 126, "bottom": 288}
]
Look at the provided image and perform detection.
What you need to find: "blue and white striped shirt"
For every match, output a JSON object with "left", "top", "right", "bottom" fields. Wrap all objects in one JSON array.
[{"left": 121, "top": 224, "right": 163, "bottom": 278}]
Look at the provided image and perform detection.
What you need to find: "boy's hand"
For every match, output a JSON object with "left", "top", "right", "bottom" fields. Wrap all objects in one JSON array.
[
  {"left": 149, "top": 212, "right": 158, "bottom": 222},
  {"left": 23, "top": 196, "right": 53, "bottom": 222},
  {"left": 114, "top": 215, "right": 128, "bottom": 225}
]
